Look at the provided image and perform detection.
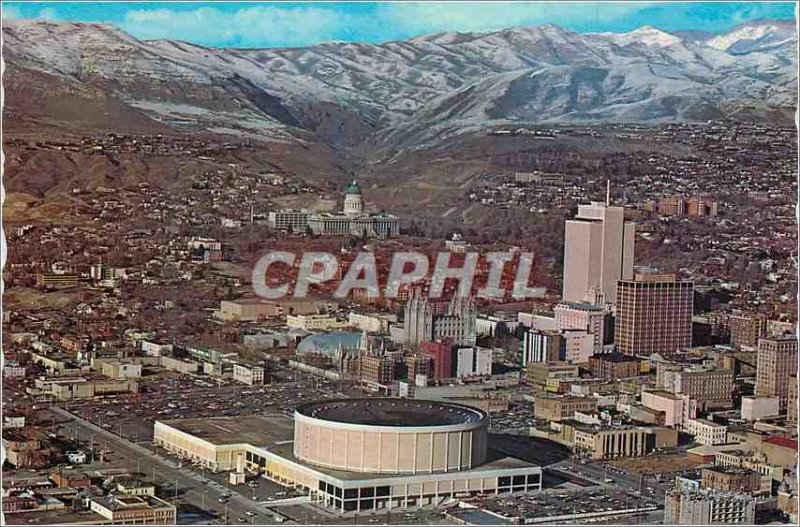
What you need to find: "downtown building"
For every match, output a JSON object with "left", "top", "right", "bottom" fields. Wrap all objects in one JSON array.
[
  {"left": 153, "top": 399, "right": 542, "bottom": 514},
  {"left": 614, "top": 274, "right": 693, "bottom": 357},
  {"left": 308, "top": 181, "right": 400, "bottom": 237},
  {"left": 664, "top": 490, "right": 755, "bottom": 525},
  {"left": 728, "top": 313, "right": 769, "bottom": 349},
  {"left": 656, "top": 363, "right": 734, "bottom": 411},
  {"left": 755, "top": 335, "right": 798, "bottom": 412},
  {"left": 561, "top": 200, "right": 635, "bottom": 305}
]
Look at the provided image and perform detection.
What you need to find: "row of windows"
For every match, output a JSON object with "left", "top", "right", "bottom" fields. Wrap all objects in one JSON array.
[
  {"left": 246, "top": 451, "right": 266, "bottom": 467},
  {"left": 327, "top": 484, "right": 541, "bottom": 511},
  {"left": 319, "top": 474, "right": 541, "bottom": 508}
]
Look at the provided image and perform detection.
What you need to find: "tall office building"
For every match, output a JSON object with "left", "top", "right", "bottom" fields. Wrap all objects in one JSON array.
[
  {"left": 562, "top": 200, "right": 635, "bottom": 305},
  {"left": 615, "top": 274, "right": 693, "bottom": 356},
  {"left": 755, "top": 335, "right": 798, "bottom": 411}
]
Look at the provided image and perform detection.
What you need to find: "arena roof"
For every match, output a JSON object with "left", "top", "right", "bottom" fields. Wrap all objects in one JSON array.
[
  {"left": 157, "top": 415, "right": 293, "bottom": 446},
  {"left": 296, "top": 398, "right": 487, "bottom": 427}
]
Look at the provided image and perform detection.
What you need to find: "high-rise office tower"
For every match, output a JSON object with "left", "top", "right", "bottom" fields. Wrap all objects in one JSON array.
[
  {"left": 614, "top": 273, "right": 694, "bottom": 356},
  {"left": 562, "top": 198, "right": 635, "bottom": 305},
  {"left": 755, "top": 335, "right": 798, "bottom": 411}
]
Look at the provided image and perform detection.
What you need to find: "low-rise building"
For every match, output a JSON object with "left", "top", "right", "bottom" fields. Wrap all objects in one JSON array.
[
  {"left": 360, "top": 354, "right": 395, "bottom": 386},
  {"left": 35, "top": 377, "right": 138, "bottom": 401},
  {"left": 740, "top": 396, "right": 780, "bottom": 421},
  {"left": 89, "top": 495, "right": 176, "bottom": 524},
  {"left": 686, "top": 418, "right": 728, "bottom": 446},
  {"left": 160, "top": 355, "right": 200, "bottom": 374},
  {"left": 640, "top": 390, "right": 695, "bottom": 428},
  {"left": 215, "top": 298, "right": 330, "bottom": 322},
  {"left": 534, "top": 396, "right": 598, "bottom": 422},
  {"left": 657, "top": 364, "right": 734, "bottom": 411},
  {"left": 116, "top": 478, "right": 156, "bottom": 496},
  {"left": 287, "top": 313, "right": 348, "bottom": 331},
  {"left": 588, "top": 353, "right": 640, "bottom": 380},
  {"left": 701, "top": 466, "right": 763, "bottom": 495},
  {"left": 664, "top": 490, "right": 755, "bottom": 525},
  {"left": 348, "top": 312, "right": 397, "bottom": 333},
  {"left": 564, "top": 422, "right": 678, "bottom": 460},
  {"left": 233, "top": 362, "right": 266, "bottom": 385},
  {"left": 526, "top": 362, "right": 579, "bottom": 389},
  {"left": 99, "top": 360, "right": 143, "bottom": 380},
  {"left": 268, "top": 210, "right": 310, "bottom": 232}
]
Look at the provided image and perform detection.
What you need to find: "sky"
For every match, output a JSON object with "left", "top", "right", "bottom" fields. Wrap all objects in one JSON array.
[{"left": 2, "top": 1, "right": 796, "bottom": 48}]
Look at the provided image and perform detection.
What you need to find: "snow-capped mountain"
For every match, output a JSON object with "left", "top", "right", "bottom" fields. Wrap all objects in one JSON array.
[
  {"left": 2, "top": 18, "right": 796, "bottom": 150},
  {"left": 707, "top": 18, "right": 796, "bottom": 54}
]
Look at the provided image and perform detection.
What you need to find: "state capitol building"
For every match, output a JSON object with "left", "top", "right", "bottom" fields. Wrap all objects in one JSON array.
[{"left": 308, "top": 181, "right": 400, "bottom": 237}]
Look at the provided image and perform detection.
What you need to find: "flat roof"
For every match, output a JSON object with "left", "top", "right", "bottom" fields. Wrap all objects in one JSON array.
[
  {"left": 268, "top": 442, "right": 536, "bottom": 482},
  {"left": 296, "top": 398, "right": 487, "bottom": 427},
  {"left": 157, "top": 415, "right": 293, "bottom": 447}
]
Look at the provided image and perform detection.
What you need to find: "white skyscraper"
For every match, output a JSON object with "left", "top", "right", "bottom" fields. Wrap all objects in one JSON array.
[{"left": 562, "top": 200, "right": 634, "bottom": 305}]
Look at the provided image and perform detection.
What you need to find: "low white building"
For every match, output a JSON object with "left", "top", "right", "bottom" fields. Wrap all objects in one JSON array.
[
  {"left": 287, "top": 314, "right": 348, "bottom": 331},
  {"left": 140, "top": 340, "right": 173, "bottom": 357},
  {"left": 741, "top": 396, "right": 780, "bottom": 421},
  {"left": 233, "top": 363, "right": 266, "bottom": 386},
  {"left": 685, "top": 418, "right": 728, "bottom": 446},
  {"left": 348, "top": 312, "right": 397, "bottom": 333},
  {"left": 66, "top": 451, "right": 87, "bottom": 464}
]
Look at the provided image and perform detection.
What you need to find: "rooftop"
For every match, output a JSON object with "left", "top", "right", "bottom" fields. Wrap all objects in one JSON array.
[
  {"left": 296, "top": 398, "right": 487, "bottom": 427},
  {"left": 764, "top": 436, "right": 797, "bottom": 450},
  {"left": 156, "top": 415, "right": 293, "bottom": 447}
]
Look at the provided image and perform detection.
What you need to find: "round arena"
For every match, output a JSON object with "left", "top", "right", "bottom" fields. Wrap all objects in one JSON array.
[{"left": 294, "top": 398, "right": 488, "bottom": 474}]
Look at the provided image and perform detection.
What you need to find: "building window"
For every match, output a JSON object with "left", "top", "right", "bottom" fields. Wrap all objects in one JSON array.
[
  {"left": 344, "top": 488, "right": 357, "bottom": 499},
  {"left": 360, "top": 487, "right": 375, "bottom": 498}
]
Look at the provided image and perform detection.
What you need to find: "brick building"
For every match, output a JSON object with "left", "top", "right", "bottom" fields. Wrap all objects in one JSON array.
[
  {"left": 729, "top": 313, "right": 768, "bottom": 349},
  {"left": 588, "top": 353, "right": 640, "bottom": 379},
  {"left": 755, "top": 335, "right": 798, "bottom": 411},
  {"left": 615, "top": 274, "right": 693, "bottom": 356}
]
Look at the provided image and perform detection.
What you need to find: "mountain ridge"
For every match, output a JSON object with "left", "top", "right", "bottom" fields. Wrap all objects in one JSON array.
[{"left": 3, "top": 18, "right": 796, "bottom": 152}]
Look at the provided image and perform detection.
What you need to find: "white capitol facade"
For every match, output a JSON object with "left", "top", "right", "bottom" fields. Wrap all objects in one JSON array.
[{"left": 308, "top": 181, "right": 400, "bottom": 237}]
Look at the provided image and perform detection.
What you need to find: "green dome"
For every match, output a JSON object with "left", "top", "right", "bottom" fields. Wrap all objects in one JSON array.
[{"left": 346, "top": 180, "right": 362, "bottom": 194}]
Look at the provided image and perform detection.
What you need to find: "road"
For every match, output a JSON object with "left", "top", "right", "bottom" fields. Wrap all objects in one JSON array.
[
  {"left": 549, "top": 459, "right": 673, "bottom": 505},
  {"left": 50, "top": 406, "right": 285, "bottom": 525}
]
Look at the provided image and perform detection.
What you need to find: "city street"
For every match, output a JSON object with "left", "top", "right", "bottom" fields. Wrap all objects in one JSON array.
[
  {"left": 49, "top": 406, "right": 286, "bottom": 525},
  {"left": 549, "top": 458, "right": 674, "bottom": 505}
]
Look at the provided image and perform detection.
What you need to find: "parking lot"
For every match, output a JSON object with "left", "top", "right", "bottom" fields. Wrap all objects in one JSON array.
[{"left": 60, "top": 367, "right": 353, "bottom": 446}]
